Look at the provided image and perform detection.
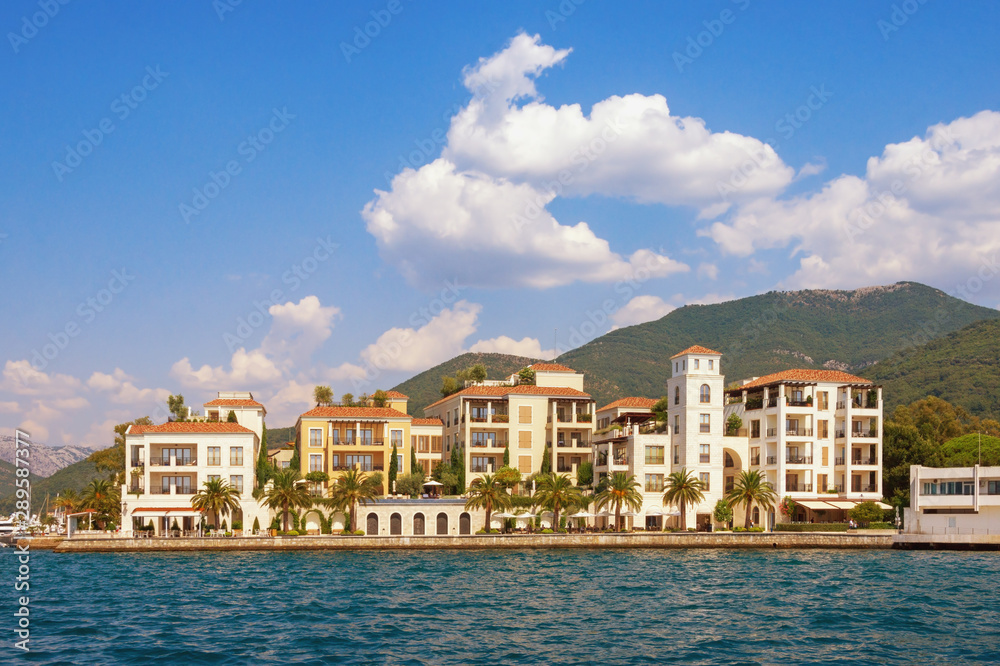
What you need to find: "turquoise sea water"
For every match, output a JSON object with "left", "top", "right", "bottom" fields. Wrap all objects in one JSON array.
[{"left": 2, "top": 548, "right": 999, "bottom": 664}]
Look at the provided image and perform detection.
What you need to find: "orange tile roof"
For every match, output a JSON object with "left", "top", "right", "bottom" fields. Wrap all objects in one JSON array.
[
  {"left": 412, "top": 417, "right": 444, "bottom": 426},
  {"left": 732, "top": 370, "right": 873, "bottom": 391},
  {"left": 597, "top": 397, "right": 659, "bottom": 412},
  {"left": 204, "top": 398, "right": 264, "bottom": 408},
  {"left": 670, "top": 345, "right": 722, "bottom": 358},
  {"left": 128, "top": 422, "right": 254, "bottom": 435},
  {"left": 531, "top": 363, "right": 576, "bottom": 372},
  {"left": 300, "top": 406, "right": 411, "bottom": 419},
  {"left": 384, "top": 390, "right": 408, "bottom": 399},
  {"left": 425, "top": 385, "right": 590, "bottom": 410}
]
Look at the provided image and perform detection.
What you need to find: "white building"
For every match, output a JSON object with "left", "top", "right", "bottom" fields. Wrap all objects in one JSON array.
[
  {"left": 904, "top": 465, "right": 1000, "bottom": 536},
  {"left": 120, "top": 392, "right": 268, "bottom": 536}
]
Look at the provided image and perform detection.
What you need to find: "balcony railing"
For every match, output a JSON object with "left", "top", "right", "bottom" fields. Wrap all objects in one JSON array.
[
  {"left": 837, "top": 401, "right": 846, "bottom": 410},
  {"left": 785, "top": 456, "right": 813, "bottom": 464},
  {"left": 767, "top": 397, "right": 779, "bottom": 408},
  {"left": 852, "top": 430, "right": 878, "bottom": 439},
  {"left": 331, "top": 464, "right": 384, "bottom": 472},
  {"left": 835, "top": 430, "right": 845, "bottom": 439},
  {"left": 766, "top": 428, "right": 777, "bottom": 437},
  {"left": 128, "top": 484, "right": 143, "bottom": 494},
  {"left": 830, "top": 484, "right": 844, "bottom": 492},
  {"left": 130, "top": 461, "right": 144, "bottom": 470},
  {"left": 766, "top": 456, "right": 777, "bottom": 465},
  {"left": 700, "top": 454, "right": 710, "bottom": 463},
  {"left": 470, "top": 465, "right": 496, "bottom": 473},
  {"left": 745, "top": 399, "right": 764, "bottom": 411},
  {"left": 149, "top": 458, "right": 171, "bottom": 466},
  {"left": 835, "top": 457, "right": 845, "bottom": 465},
  {"left": 750, "top": 455, "right": 761, "bottom": 466},
  {"left": 786, "top": 428, "right": 813, "bottom": 437},
  {"left": 786, "top": 484, "right": 813, "bottom": 492},
  {"left": 673, "top": 456, "right": 679, "bottom": 464},
  {"left": 788, "top": 400, "right": 811, "bottom": 408},
  {"left": 724, "top": 428, "right": 748, "bottom": 438},
  {"left": 557, "top": 465, "right": 573, "bottom": 473},
  {"left": 493, "top": 414, "right": 509, "bottom": 423},
  {"left": 176, "top": 458, "right": 197, "bottom": 466},
  {"left": 150, "top": 486, "right": 193, "bottom": 495},
  {"left": 852, "top": 458, "right": 878, "bottom": 466},
  {"left": 862, "top": 484, "right": 878, "bottom": 492}
]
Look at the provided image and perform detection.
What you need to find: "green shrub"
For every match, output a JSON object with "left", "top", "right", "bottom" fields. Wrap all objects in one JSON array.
[
  {"left": 354, "top": 530, "right": 365, "bottom": 536},
  {"left": 541, "top": 528, "right": 554, "bottom": 534},
  {"left": 733, "top": 526, "right": 746, "bottom": 532},
  {"left": 252, "top": 517, "right": 260, "bottom": 532},
  {"left": 860, "top": 522, "right": 894, "bottom": 529},
  {"left": 686, "top": 528, "right": 696, "bottom": 532},
  {"left": 232, "top": 521, "right": 242, "bottom": 531},
  {"left": 775, "top": 523, "right": 849, "bottom": 532},
  {"left": 340, "top": 529, "right": 353, "bottom": 536},
  {"left": 749, "top": 527, "right": 765, "bottom": 532}
]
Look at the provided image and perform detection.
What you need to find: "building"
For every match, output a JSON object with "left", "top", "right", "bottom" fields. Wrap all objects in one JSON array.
[
  {"left": 121, "top": 392, "right": 268, "bottom": 536},
  {"left": 903, "top": 464, "right": 1000, "bottom": 537},
  {"left": 423, "top": 363, "right": 595, "bottom": 484},
  {"left": 411, "top": 417, "right": 445, "bottom": 476},
  {"left": 267, "top": 442, "right": 295, "bottom": 469}
]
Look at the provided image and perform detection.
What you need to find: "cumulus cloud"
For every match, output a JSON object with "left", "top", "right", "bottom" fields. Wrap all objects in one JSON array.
[
  {"left": 697, "top": 263, "right": 719, "bottom": 280},
  {"left": 469, "top": 335, "right": 556, "bottom": 360},
  {"left": 359, "top": 300, "right": 482, "bottom": 372},
  {"left": 261, "top": 296, "right": 341, "bottom": 366},
  {"left": 704, "top": 111, "right": 1000, "bottom": 294},
  {"left": 610, "top": 295, "right": 676, "bottom": 328},
  {"left": 87, "top": 368, "right": 171, "bottom": 405},
  {"left": 2, "top": 360, "right": 82, "bottom": 397}
]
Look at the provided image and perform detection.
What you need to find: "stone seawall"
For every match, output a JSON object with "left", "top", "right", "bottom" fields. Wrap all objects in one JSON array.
[{"left": 55, "top": 532, "right": 892, "bottom": 553}]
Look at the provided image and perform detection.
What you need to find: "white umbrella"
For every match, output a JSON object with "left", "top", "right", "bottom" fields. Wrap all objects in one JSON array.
[
  {"left": 620, "top": 510, "right": 639, "bottom": 517},
  {"left": 595, "top": 510, "right": 613, "bottom": 517},
  {"left": 666, "top": 509, "right": 681, "bottom": 517},
  {"left": 423, "top": 480, "right": 443, "bottom": 486},
  {"left": 569, "top": 511, "right": 595, "bottom": 518},
  {"left": 645, "top": 507, "right": 664, "bottom": 516},
  {"left": 515, "top": 512, "right": 536, "bottom": 520},
  {"left": 492, "top": 511, "right": 515, "bottom": 519}
]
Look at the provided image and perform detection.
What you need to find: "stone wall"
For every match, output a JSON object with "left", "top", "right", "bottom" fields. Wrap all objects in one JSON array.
[{"left": 55, "top": 532, "right": 892, "bottom": 553}]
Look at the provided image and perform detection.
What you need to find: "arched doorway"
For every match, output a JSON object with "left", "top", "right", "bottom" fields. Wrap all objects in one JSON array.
[
  {"left": 366, "top": 513, "right": 378, "bottom": 535},
  {"left": 752, "top": 507, "right": 760, "bottom": 526},
  {"left": 459, "top": 512, "right": 471, "bottom": 535},
  {"left": 436, "top": 512, "right": 448, "bottom": 535},
  {"left": 413, "top": 513, "right": 425, "bottom": 535},
  {"left": 390, "top": 512, "right": 402, "bottom": 535}
]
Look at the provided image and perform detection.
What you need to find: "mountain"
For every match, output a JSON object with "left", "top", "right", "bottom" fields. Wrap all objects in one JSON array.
[
  {"left": 862, "top": 318, "right": 1000, "bottom": 418},
  {"left": 0, "top": 436, "right": 92, "bottom": 477},
  {"left": 392, "top": 352, "right": 541, "bottom": 417},
  {"left": 0, "top": 457, "right": 99, "bottom": 515},
  {"left": 0, "top": 459, "right": 43, "bottom": 507},
  {"left": 265, "top": 426, "right": 296, "bottom": 448},
  {"left": 391, "top": 282, "right": 1000, "bottom": 415}
]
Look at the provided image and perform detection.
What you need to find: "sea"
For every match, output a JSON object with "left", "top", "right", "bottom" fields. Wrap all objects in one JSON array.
[{"left": 1, "top": 548, "right": 998, "bottom": 664}]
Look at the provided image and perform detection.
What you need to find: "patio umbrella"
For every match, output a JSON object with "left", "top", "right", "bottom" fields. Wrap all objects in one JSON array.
[
  {"left": 422, "top": 480, "right": 443, "bottom": 486},
  {"left": 492, "top": 511, "right": 515, "bottom": 519},
  {"left": 514, "top": 512, "right": 536, "bottom": 520},
  {"left": 620, "top": 510, "right": 639, "bottom": 517},
  {"left": 569, "top": 511, "right": 595, "bottom": 518}
]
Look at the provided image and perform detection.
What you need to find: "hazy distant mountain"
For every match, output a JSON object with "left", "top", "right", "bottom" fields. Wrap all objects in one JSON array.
[{"left": 0, "top": 435, "right": 92, "bottom": 478}]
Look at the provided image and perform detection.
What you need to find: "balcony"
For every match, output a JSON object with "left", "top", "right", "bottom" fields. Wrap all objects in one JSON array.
[
  {"left": 150, "top": 486, "right": 193, "bottom": 495},
  {"left": 745, "top": 399, "right": 764, "bottom": 411},
  {"left": 835, "top": 430, "right": 846, "bottom": 439},
  {"left": 724, "top": 428, "right": 748, "bottom": 438},
  {"left": 786, "top": 428, "right": 813, "bottom": 437},
  {"left": 557, "top": 465, "right": 573, "bottom": 473},
  {"left": 766, "top": 428, "right": 777, "bottom": 438},
  {"left": 835, "top": 457, "right": 845, "bottom": 465},
  {"left": 829, "top": 485, "right": 844, "bottom": 492},
  {"left": 852, "top": 430, "right": 878, "bottom": 439},
  {"left": 470, "top": 465, "right": 496, "bottom": 474},
  {"left": 331, "top": 464, "right": 384, "bottom": 472},
  {"left": 767, "top": 397, "right": 779, "bottom": 408},
  {"left": 787, "top": 400, "right": 811, "bottom": 408},
  {"left": 750, "top": 455, "right": 761, "bottom": 466},
  {"left": 766, "top": 456, "right": 777, "bottom": 465},
  {"left": 836, "top": 401, "right": 846, "bottom": 410},
  {"left": 785, "top": 456, "right": 813, "bottom": 465},
  {"left": 492, "top": 414, "right": 509, "bottom": 423},
  {"left": 786, "top": 484, "right": 813, "bottom": 493},
  {"left": 176, "top": 458, "right": 197, "bottom": 466},
  {"left": 862, "top": 484, "right": 878, "bottom": 492},
  {"left": 149, "top": 457, "right": 171, "bottom": 467},
  {"left": 130, "top": 461, "right": 144, "bottom": 470},
  {"left": 852, "top": 458, "right": 878, "bottom": 466}
]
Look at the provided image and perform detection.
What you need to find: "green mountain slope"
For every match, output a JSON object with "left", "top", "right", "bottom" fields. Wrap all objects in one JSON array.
[
  {"left": 393, "top": 352, "right": 541, "bottom": 416},
  {"left": 862, "top": 318, "right": 1000, "bottom": 418},
  {"left": 0, "top": 458, "right": 98, "bottom": 515},
  {"left": 0, "top": 459, "right": 42, "bottom": 505},
  {"left": 554, "top": 282, "right": 999, "bottom": 409},
  {"left": 265, "top": 426, "right": 296, "bottom": 447}
]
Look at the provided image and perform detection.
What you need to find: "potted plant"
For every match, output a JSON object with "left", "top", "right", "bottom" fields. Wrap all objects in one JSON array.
[{"left": 805, "top": 395, "right": 813, "bottom": 406}]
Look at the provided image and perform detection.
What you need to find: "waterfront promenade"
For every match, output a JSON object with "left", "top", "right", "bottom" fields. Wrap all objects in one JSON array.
[{"left": 52, "top": 531, "right": 894, "bottom": 552}]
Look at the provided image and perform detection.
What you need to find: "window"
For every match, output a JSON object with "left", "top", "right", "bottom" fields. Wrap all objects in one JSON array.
[
  {"left": 359, "top": 429, "right": 373, "bottom": 445},
  {"left": 725, "top": 476, "right": 734, "bottom": 493},
  {"left": 699, "top": 444, "right": 710, "bottom": 463},
  {"left": 309, "top": 454, "right": 323, "bottom": 472},
  {"left": 208, "top": 474, "right": 220, "bottom": 482},
  {"left": 750, "top": 420, "right": 761, "bottom": 439},
  {"left": 694, "top": 359, "right": 700, "bottom": 369},
  {"left": 699, "top": 472, "right": 710, "bottom": 491},
  {"left": 818, "top": 391, "right": 829, "bottom": 410},
  {"left": 519, "top": 405, "right": 532, "bottom": 424},
  {"left": 346, "top": 455, "right": 373, "bottom": 471},
  {"left": 471, "top": 456, "right": 495, "bottom": 473},
  {"left": 645, "top": 474, "right": 664, "bottom": 492},
  {"left": 674, "top": 362, "right": 678, "bottom": 373},
  {"left": 644, "top": 446, "right": 665, "bottom": 465},
  {"left": 418, "top": 436, "right": 430, "bottom": 453},
  {"left": 431, "top": 436, "right": 442, "bottom": 453},
  {"left": 391, "top": 430, "right": 403, "bottom": 448},
  {"left": 207, "top": 447, "right": 221, "bottom": 466},
  {"left": 819, "top": 420, "right": 829, "bottom": 439},
  {"left": 700, "top": 414, "right": 710, "bottom": 433},
  {"left": 700, "top": 384, "right": 711, "bottom": 403},
  {"left": 518, "top": 431, "right": 532, "bottom": 449},
  {"left": 344, "top": 429, "right": 355, "bottom": 445},
  {"left": 471, "top": 431, "right": 496, "bottom": 447},
  {"left": 332, "top": 454, "right": 339, "bottom": 469},
  {"left": 750, "top": 447, "right": 760, "bottom": 465},
  {"left": 673, "top": 415, "right": 680, "bottom": 435},
  {"left": 230, "top": 475, "right": 244, "bottom": 494},
  {"left": 673, "top": 445, "right": 679, "bottom": 465},
  {"left": 518, "top": 455, "right": 532, "bottom": 473},
  {"left": 987, "top": 481, "right": 1000, "bottom": 495},
  {"left": 709, "top": 360, "right": 714, "bottom": 370},
  {"left": 309, "top": 428, "right": 322, "bottom": 447},
  {"left": 230, "top": 447, "right": 243, "bottom": 466},
  {"left": 674, "top": 386, "right": 680, "bottom": 405},
  {"left": 331, "top": 429, "right": 340, "bottom": 445}
]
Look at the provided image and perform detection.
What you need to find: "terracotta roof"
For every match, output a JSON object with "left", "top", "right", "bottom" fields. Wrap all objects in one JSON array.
[
  {"left": 425, "top": 385, "right": 590, "bottom": 410},
  {"left": 530, "top": 363, "right": 576, "bottom": 372},
  {"left": 670, "top": 345, "right": 722, "bottom": 358},
  {"left": 300, "top": 406, "right": 411, "bottom": 419},
  {"left": 598, "top": 397, "right": 659, "bottom": 412},
  {"left": 128, "top": 422, "right": 254, "bottom": 435},
  {"left": 731, "top": 370, "right": 874, "bottom": 391},
  {"left": 204, "top": 398, "right": 265, "bottom": 408},
  {"left": 412, "top": 417, "right": 444, "bottom": 426},
  {"left": 384, "top": 390, "right": 408, "bottom": 399}
]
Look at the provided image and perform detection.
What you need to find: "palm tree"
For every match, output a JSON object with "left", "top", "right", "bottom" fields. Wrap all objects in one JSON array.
[
  {"left": 81, "top": 478, "right": 120, "bottom": 528},
  {"left": 535, "top": 473, "right": 583, "bottom": 531},
  {"left": 663, "top": 469, "right": 705, "bottom": 530},
  {"left": 265, "top": 468, "right": 314, "bottom": 532},
  {"left": 464, "top": 473, "right": 513, "bottom": 532},
  {"left": 594, "top": 472, "right": 642, "bottom": 531},
  {"left": 191, "top": 477, "right": 242, "bottom": 532},
  {"left": 54, "top": 489, "right": 80, "bottom": 515},
  {"left": 726, "top": 470, "right": 778, "bottom": 529},
  {"left": 325, "top": 468, "right": 378, "bottom": 532}
]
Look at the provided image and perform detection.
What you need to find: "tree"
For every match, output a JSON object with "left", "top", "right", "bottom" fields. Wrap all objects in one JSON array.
[
  {"left": 396, "top": 471, "right": 426, "bottom": 497},
  {"left": 326, "top": 468, "right": 378, "bottom": 532},
  {"left": 167, "top": 394, "right": 187, "bottom": 421},
  {"left": 882, "top": 422, "right": 941, "bottom": 507},
  {"left": 663, "top": 469, "right": 705, "bottom": 529},
  {"left": 87, "top": 416, "right": 153, "bottom": 484},
  {"left": 595, "top": 471, "right": 642, "bottom": 531},
  {"left": 726, "top": 470, "right": 778, "bottom": 529},
  {"left": 468, "top": 363, "right": 487, "bottom": 383},
  {"left": 372, "top": 389, "right": 389, "bottom": 407},
  {"left": 713, "top": 499, "right": 733, "bottom": 527},
  {"left": 517, "top": 367, "right": 536, "bottom": 385},
  {"left": 389, "top": 442, "right": 399, "bottom": 492},
  {"left": 256, "top": 421, "right": 272, "bottom": 492},
  {"left": 536, "top": 473, "right": 583, "bottom": 531},
  {"left": 450, "top": 445, "right": 465, "bottom": 493},
  {"left": 227, "top": 410, "right": 238, "bottom": 423},
  {"left": 440, "top": 376, "right": 460, "bottom": 397},
  {"left": 576, "top": 461, "right": 593, "bottom": 487},
  {"left": 849, "top": 500, "right": 886, "bottom": 525},
  {"left": 341, "top": 393, "right": 355, "bottom": 407},
  {"left": 503, "top": 443, "right": 510, "bottom": 467},
  {"left": 495, "top": 465, "right": 521, "bottom": 489},
  {"left": 289, "top": 446, "right": 301, "bottom": 475},
  {"left": 652, "top": 396, "right": 670, "bottom": 422},
  {"left": 313, "top": 385, "right": 334, "bottom": 406},
  {"left": 81, "top": 479, "right": 120, "bottom": 529},
  {"left": 540, "top": 445, "right": 551, "bottom": 475},
  {"left": 264, "top": 468, "right": 313, "bottom": 532},
  {"left": 726, "top": 413, "right": 743, "bottom": 436},
  {"left": 54, "top": 490, "right": 80, "bottom": 517},
  {"left": 357, "top": 393, "right": 371, "bottom": 407},
  {"left": 465, "top": 473, "right": 513, "bottom": 532},
  {"left": 191, "top": 477, "right": 241, "bottom": 531},
  {"left": 410, "top": 445, "right": 418, "bottom": 477}
]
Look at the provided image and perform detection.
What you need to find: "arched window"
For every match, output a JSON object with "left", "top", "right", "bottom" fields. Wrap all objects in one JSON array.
[
  {"left": 459, "top": 512, "right": 471, "bottom": 535},
  {"left": 390, "top": 512, "right": 402, "bottom": 535},
  {"left": 436, "top": 512, "right": 449, "bottom": 535},
  {"left": 752, "top": 507, "right": 760, "bottom": 526},
  {"left": 413, "top": 513, "right": 425, "bottom": 535},
  {"left": 366, "top": 513, "right": 378, "bottom": 535},
  {"left": 700, "top": 384, "right": 711, "bottom": 404},
  {"left": 674, "top": 386, "right": 680, "bottom": 405}
]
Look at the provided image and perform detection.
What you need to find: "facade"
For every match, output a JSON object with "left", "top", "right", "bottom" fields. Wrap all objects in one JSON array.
[
  {"left": 905, "top": 465, "right": 1000, "bottom": 535},
  {"left": 121, "top": 392, "right": 267, "bottom": 536},
  {"left": 411, "top": 417, "right": 445, "bottom": 476},
  {"left": 424, "top": 363, "right": 595, "bottom": 484}
]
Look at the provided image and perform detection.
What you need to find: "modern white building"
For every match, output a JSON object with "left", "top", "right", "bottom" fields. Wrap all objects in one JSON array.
[
  {"left": 120, "top": 392, "right": 268, "bottom": 536},
  {"left": 904, "top": 464, "right": 1000, "bottom": 536}
]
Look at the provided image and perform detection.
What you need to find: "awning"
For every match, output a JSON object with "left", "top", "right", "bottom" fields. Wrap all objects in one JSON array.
[
  {"left": 825, "top": 501, "right": 857, "bottom": 510},
  {"left": 798, "top": 500, "right": 837, "bottom": 510},
  {"left": 873, "top": 501, "right": 893, "bottom": 510}
]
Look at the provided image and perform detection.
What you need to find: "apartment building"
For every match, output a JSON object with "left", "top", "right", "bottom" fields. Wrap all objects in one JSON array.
[
  {"left": 411, "top": 417, "right": 445, "bottom": 476},
  {"left": 423, "top": 363, "right": 595, "bottom": 484},
  {"left": 724, "top": 367, "right": 885, "bottom": 528},
  {"left": 121, "top": 391, "right": 267, "bottom": 535},
  {"left": 593, "top": 397, "right": 673, "bottom": 529},
  {"left": 904, "top": 464, "right": 1000, "bottom": 536}
]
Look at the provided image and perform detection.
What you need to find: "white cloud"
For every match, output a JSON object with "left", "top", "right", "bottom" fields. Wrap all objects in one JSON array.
[
  {"left": 171, "top": 348, "right": 284, "bottom": 390},
  {"left": 704, "top": 111, "right": 1000, "bottom": 294},
  {"left": 610, "top": 295, "right": 676, "bottom": 328},
  {"left": 261, "top": 296, "right": 341, "bottom": 367},
  {"left": 359, "top": 300, "right": 482, "bottom": 372},
  {"left": 469, "top": 335, "right": 556, "bottom": 360},
  {"left": 2, "top": 360, "right": 82, "bottom": 397},
  {"left": 87, "top": 368, "right": 171, "bottom": 405},
  {"left": 697, "top": 262, "right": 719, "bottom": 280},
  {"left": 0, "top": 401, "right": 19, "bottom": 413}
]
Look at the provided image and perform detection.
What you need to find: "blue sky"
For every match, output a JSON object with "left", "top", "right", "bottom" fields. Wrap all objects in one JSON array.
[{"left": 2, "top": 1, "right": 1000, "bottom": 446}]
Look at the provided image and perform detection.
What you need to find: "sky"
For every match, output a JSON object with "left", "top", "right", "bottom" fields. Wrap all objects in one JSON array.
[{"left": 2, "top": 1, "right": 1000, "bottom": 448}]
